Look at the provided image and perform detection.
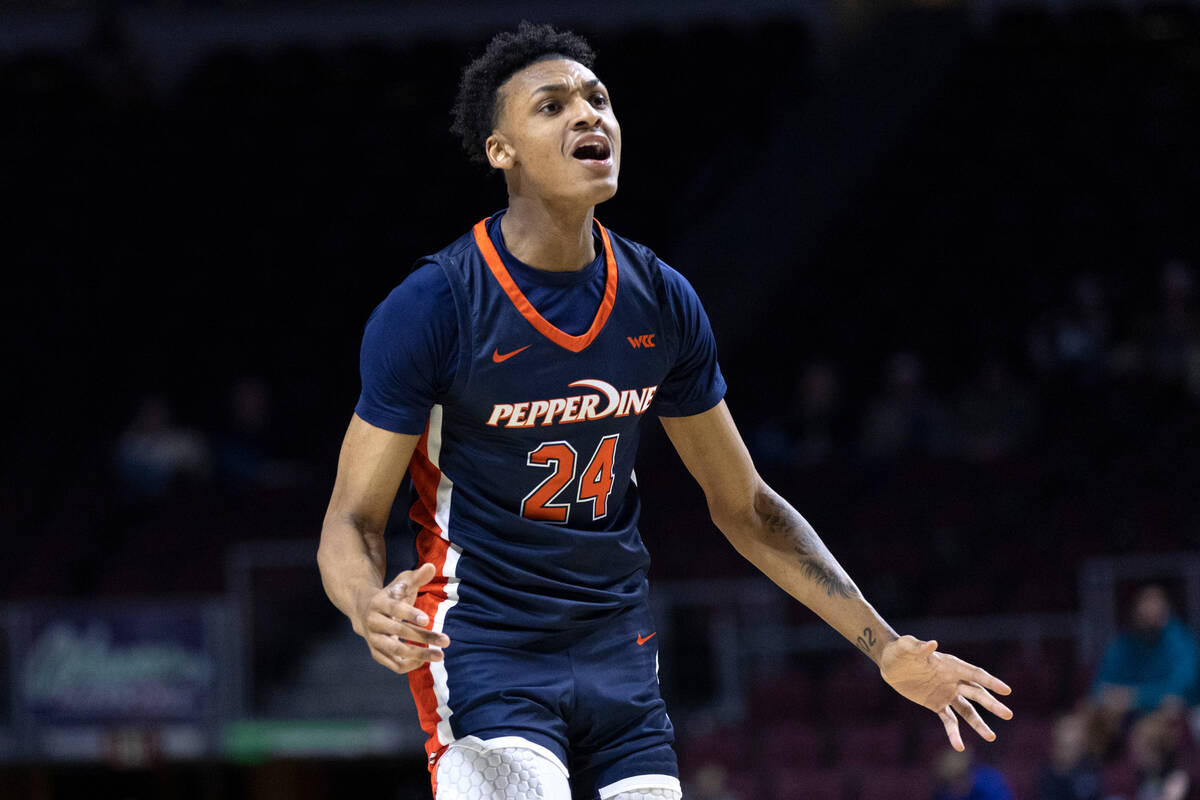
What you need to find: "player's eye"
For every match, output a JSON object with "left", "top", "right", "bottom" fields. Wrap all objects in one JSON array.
[
  {"left": 539, "top": 101, "right": 561, "bottom": 114},
  {"left": 590, "top": 93, "right": 609, "bottom": 108}
]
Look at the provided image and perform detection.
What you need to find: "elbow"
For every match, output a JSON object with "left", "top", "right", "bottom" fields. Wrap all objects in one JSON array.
[
  {"left": 710, "top": 479, "right": 787, "bottom": 554},
  {"left": 316, "top": 537, "right": 334, "bottom": 576},
  {"left": 708, "top": 482, "right": 770, "bottom": 550}
]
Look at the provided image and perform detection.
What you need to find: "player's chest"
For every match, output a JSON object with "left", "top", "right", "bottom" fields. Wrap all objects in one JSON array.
[{"left": 457, "top": 320, "right": 671, "bottom": 434}]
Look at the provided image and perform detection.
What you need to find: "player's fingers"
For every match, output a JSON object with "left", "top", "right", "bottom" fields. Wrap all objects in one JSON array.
[
  {"left": 370, "top": 648, "right": 414, "bottom": 676},
  {"left": 954, "top": 695, "right": 996, "bottom": 742},
  {"left": 960, "top": 682, "right": 1013, "bottom": 720},
  {"left": 952, "top": 660, "right": 1011, "bottom": 696},
  {"left": 373, "top": 594, "right": 429, "bottom": 627},
  {"left": 368, "top": 613, "right": 451, "bottom": 647},
  {"left": 386, "top": 563, "right": 437, "bottom": 598},
  {"left": 370, "top": 632, "right": 444, "bottom": 664},
  {"left": 939, "top": 705, "right": 965, "bottom": 752}
]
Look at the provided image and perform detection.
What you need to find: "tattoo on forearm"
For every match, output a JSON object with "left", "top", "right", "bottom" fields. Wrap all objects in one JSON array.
[
  {"left": 856, "top": 627, "right": 877, "bottom": 655},
  {"left": 758, "top": 492, "right": 856, "bottom": 599},
  {"left": 800, "top": 560, "right": 855, "bottom": 599}
]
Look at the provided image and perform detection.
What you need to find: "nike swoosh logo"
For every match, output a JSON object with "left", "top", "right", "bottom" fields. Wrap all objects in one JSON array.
[
  {"left": 636, "top": 632, "right": 656, "bottom": 646},
  {"left": 492, "top": 345, "right": 531, "bottom": 363}
]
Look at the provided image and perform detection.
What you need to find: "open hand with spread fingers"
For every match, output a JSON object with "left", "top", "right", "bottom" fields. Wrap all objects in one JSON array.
[
  {"left": 355, "top": 562, "right": 451, "bottom": 675},
  {"left": 879, "top": 635, "right": 1013, "bottom": 751}
]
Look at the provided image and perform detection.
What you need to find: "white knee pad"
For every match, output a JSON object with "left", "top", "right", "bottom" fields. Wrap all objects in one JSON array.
[
  {"left": 607, "top": 789, "right": 683, "bottom": 800},
  {"left": 435, "top": 736, "right": 571, "bottom": 800}
]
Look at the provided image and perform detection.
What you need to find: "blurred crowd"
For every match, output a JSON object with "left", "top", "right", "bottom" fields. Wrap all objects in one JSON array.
[
  {"left": 114, "top": 376, "right": 312, "bottom": 500},
  {"left": 680, "top": 584, "right": 1199, "bottom": 800},
  {"left": 4, "top": 3, "right": 1200, "bottom": 798},
  {"left": 747, "top": 258, "right": 1200, "bottom": 471}
]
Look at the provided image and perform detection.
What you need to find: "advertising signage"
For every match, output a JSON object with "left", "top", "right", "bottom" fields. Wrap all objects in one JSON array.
[{"left": 11, "top": 602, "right": 233, "bottom": 726}]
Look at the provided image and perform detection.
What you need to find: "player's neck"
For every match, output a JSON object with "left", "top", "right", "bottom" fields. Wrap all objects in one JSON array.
[{"left": 500, "top": 198, "right": 596, "bottom": 273}]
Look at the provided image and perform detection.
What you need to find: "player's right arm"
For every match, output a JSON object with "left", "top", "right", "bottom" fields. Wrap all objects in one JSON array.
[
  {"left": 320, "top": 263, "right": 458, "bottom": 675},
  {"left": 317, "top": 413, "right": 450, "bottom": 675}
]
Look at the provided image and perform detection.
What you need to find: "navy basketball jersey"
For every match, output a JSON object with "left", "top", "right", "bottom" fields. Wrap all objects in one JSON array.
[{"left": 355, "top": 213, "right": 725, "bottom": 758}]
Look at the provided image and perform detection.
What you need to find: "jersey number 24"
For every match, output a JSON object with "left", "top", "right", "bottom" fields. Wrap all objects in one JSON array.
[{"left": 521, "top": 434, "right": 619, "bottom": 524}]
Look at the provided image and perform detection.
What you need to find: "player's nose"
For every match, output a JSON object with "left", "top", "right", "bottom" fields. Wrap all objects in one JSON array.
[{"left": 568, "top": 96, "right": 602, "bottom": 129}]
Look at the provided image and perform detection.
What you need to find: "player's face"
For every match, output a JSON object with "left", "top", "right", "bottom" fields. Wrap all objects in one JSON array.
[{"left": 489, "top": 59, "right": 621, "bottom": 206}]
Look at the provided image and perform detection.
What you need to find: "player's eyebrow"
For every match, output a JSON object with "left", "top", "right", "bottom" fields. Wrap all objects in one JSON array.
[{"left": 532, "top": 78, "right": 602, "bottom": 96}]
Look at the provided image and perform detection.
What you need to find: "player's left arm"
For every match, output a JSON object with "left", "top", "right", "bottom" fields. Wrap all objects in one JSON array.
[{"left": 660, "top": 399, "right": 1013, "bottom": 750}]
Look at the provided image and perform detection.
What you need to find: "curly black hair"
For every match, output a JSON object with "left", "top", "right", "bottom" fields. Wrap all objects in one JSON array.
[{"left": 450, "top": 22, "right": 596, "bottom": 166}]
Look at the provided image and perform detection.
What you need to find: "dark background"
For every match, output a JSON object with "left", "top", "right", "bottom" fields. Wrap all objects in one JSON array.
[{"left": 2, "top": 0, "right": 1199, "bottom": 798}]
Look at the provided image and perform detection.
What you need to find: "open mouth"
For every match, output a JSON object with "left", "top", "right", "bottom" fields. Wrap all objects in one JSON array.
[{"left": 572, "top": 141, "right": 612, "bottom": 161}]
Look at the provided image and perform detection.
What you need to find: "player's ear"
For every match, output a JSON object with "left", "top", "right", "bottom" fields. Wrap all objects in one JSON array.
[{"left": 485, "top": 132, "right": 515, "bottom": 170}]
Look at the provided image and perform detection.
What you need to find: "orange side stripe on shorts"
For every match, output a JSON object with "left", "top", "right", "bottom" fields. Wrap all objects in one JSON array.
[{"left": 406, "top": 420, "right": 453, "bottom": 787}]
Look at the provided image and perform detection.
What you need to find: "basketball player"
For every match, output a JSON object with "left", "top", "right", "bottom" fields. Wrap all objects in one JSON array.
[{"left": 318, "top": 22, "right": 1013, "bottom": 800}]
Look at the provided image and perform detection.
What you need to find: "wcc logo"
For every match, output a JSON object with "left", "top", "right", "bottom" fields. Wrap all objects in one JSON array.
[{"left": 627, "top": 333, "right": 656, "bottom": 349}]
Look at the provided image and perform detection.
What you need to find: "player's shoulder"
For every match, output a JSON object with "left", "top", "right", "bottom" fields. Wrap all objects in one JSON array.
[
  {"left": 368, "top": 260, "right": 454, "bottom": 326},
  {"left": 601, "top": 225, "right": 704, "bottom": 315},
  {"left": 599, "top": 223, "right": 660, "bottom": 272},
  {"left": 601, "top": 225, "right": 692, "bottom": 283},
  {"left": 373, "top": 222, "right": 481, "bottom": 312},
  {"left": 427, "top": 225, "right": 482, "bottom": 266}
]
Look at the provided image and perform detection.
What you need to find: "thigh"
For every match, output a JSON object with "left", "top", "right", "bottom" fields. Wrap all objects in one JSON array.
[
  {"left": 411, "top": 635, "right": 573, "bottom": 783},
  {"left": 565, "top": 603, "right": 680, "bottom": 800}
]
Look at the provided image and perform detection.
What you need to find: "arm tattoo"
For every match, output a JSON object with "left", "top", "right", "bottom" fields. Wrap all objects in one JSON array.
[
  {"left": 856, "top": 627, "right": 877, "bottom": 655},
  {"left": 758, "top": 492, "right": 856, "bottom": 599}
]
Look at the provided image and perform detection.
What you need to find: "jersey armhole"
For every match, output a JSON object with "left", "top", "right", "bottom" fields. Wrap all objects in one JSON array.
[
  {"left": 649, "top": 257, "right": 684, "bottom": 367},
  {"left": 431, "top": 255, "right": 475, "bottom": 400}
]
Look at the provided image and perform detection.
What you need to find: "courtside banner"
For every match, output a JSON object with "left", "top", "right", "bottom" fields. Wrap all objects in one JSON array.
[{"left": 10, "top": 601, "right": 232, "bottom": 725}]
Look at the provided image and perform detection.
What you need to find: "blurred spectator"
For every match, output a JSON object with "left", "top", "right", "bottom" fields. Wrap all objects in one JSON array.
[
  {"left": 113, "top": 393, "right": 211, "bottom": 499},
  {"left": 934, "top": 747, "right": 1014, "bottom": 800},
  {"left": 860, "top": 351, "right": 950, "bottom": 463},
  {"left": 1038, "top": 712, "right": 1102, "bottom": 800},
  {"left": 214, "top": 375, "right": 307, "bottom": 489},
  {"left": 1124, "top": 709, "right": 1194, "bottom": 800},
  {"left": 953, "top": 356, "right": 1039, "bottom": 462},
  {"left": 1116, "top": 259, "right": 1200, "bottom": 386},
  {"left": 1143, "top": 260, "right": 1200, "bottom": 386},
  {"left": 1093, "top": 585, "right": 1199, "bottom": 721},
  {"left": 788, "top": 360, "right": 850, "bottom": 466},
  {"left": 750, "top": 360, "right": 850, "bottom": 468},
  {"left": 686, "top": 763, "right": 741, "bottom": 800},
  {"left": 1028, "top": 273, "right": 1111, "bottom": 383}
]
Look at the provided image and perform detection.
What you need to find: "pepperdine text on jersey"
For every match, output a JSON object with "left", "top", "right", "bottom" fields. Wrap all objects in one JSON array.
[{"left": 486, "top": 378, "right": 658, "bottom": 427}]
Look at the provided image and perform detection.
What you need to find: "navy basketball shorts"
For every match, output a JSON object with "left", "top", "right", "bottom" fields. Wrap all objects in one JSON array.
[{"left": 409, "top": 600, "right": 679, "bottom": 800}]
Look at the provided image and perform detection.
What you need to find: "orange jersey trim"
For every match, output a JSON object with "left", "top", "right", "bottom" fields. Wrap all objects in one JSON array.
[
  {"left": 406, "top": 422, "right": 452, "bottom": 791},
  {"left": 472, "top": 217, "right": 619, "bottom": 353}
]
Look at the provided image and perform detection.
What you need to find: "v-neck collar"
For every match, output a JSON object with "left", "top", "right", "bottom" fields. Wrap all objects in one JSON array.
[{"left": 472, "top": 215, "right": 619, "bottom": 354}]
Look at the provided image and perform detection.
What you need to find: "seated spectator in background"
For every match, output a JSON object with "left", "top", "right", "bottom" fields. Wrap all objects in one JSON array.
[
  {"left": 1093, "top": 585, "right": 1200, "bottom": 721},
  {"left": 934, "top": 747, "right": 1014, "bottom": 800},
  {"left": 789, "top": 359, "right": 849, "bottom": 466},
  {"left": 114, "top": 393, "right": 210, "bottom": 499},
  {"left": 685, "top": 764, "right": 740, "bottom": 800},
  {"left": 214, "top": 375, "right": 307, "bottom": 490},
  {"left": 860, "top": 351, "right": 950, "bottom": 463},
  {"left": 1124, "top": 709, "right": 1194, "bottom": 800},
  {"left": 1028, "top": 272, "right": 1111, "bottom": 384},
  {"left": 1143, "top": 259, "right": 1200, "bottom": 387},
  {"left": 1114, "top": 259, "right": 1200, "bottom": 386},
  {"left": 1038, "top": 712, "right": 1102, "bottom": 800},
  {"left": 748, "top": 359, "right": 850, "bottom": 469},
  {"left": 954, "top": 356, "right": 1039, "bottom": 462}
]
